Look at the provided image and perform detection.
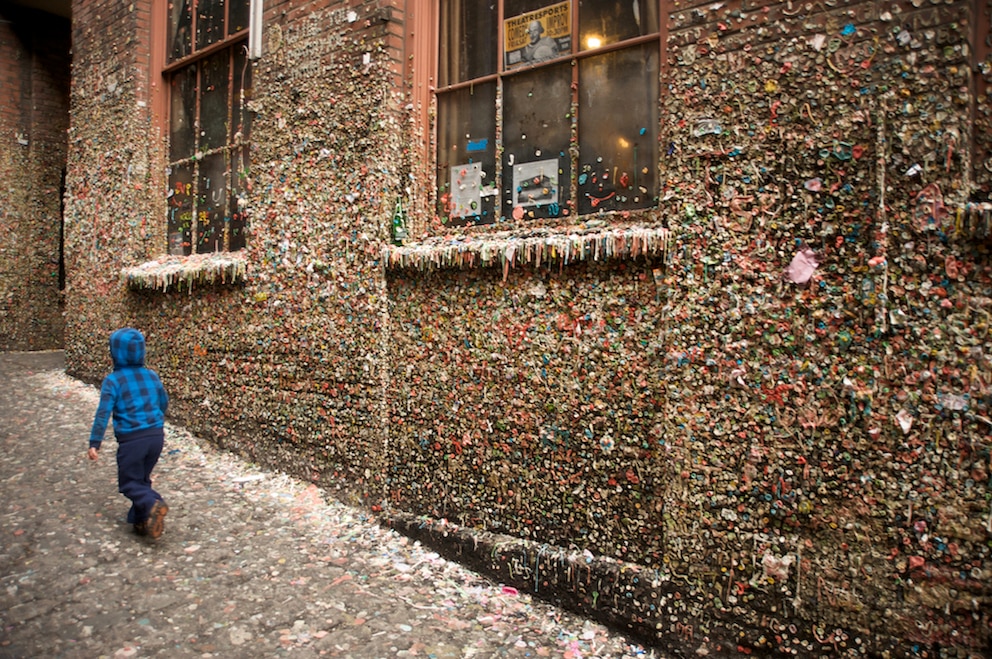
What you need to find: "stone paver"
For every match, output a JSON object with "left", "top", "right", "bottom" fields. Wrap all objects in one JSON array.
[{"left": 0, "top": 352, "right": 655, "bottom": 658}]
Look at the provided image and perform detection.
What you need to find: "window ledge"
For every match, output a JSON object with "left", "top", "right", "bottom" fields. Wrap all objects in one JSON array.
[
  {"left": 122, "top": 252, "right": 247, "bottom": 292},
  {"left": 383, "top": 224, "right": 674, "bottom": 273}
]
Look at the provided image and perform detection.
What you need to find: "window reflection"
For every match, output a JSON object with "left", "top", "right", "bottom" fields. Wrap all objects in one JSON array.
[
  {"left": 437, "top": 83, "right": 497, "bottom": 226},
  {"left": 168, "top": 164, "right": 194, "bottom": 255},
  {"left": 168, "top": 0, "right": 193, "bottom": 61},
  {"left": 232, "top": 46, "right": 251, "bottom": 142},
  {"left": 228, "top": 145, "right": 249, "bottom": 251},
  {"left": 503, "top": 63, "right": 571, "bottom": 220},
  {"left": 578, "top": 0, "right": 658, "bottom": 51},
  {"left": 577, "top": 44, "right": 659, "bottom": 215},
  {"left": 228, "top": 0, "right": 249, "bottom": 35},
  {"left": 199, "top": 51, "right": 231, "bottom": 151},
  {"left": 169, "top": 66, "right": 196, "bottom": 161},
  {"left": 197, "top": 153, "right": 228, "bottom": 253},
  {"left": 196, "top": 0, "right": 226, "bottom": 50},
  {"left": 438, "top": 0, "right": 497, "bottom": 87}
]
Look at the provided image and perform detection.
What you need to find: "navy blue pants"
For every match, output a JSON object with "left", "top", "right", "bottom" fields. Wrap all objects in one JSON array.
[{"left": 115, "top": 429, "right": 164, "bottom": 525}]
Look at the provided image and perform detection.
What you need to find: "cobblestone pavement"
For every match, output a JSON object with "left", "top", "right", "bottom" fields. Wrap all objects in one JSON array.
[{"left": 0, "top": 352, "right": 655, "bottom": 659}]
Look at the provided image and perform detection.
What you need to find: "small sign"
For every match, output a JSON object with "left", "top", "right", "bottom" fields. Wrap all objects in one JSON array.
[{"left": 504, "top": 2, "right": 571, "bottom": 69}]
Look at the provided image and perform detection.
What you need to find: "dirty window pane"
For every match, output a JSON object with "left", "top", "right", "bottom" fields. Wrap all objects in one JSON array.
[
  {"left": 168, "top": 164, "right": 194, "bottom": 256},
  {"left": 577, "top": 44, "right": 658, "bottom": 215},
  {"left": 199, "top": 51, "right": 230, "bottom": 151},
  {"left": 196, "top": 153, "right": 227, "bottom": 253},
  {"left": 228, "top": 146, "right": 249, "bottom": 252},
  {"left": 502, "top": 62, "right": 571, "bottom": 221},
  {"left": 504, "top": 0, "right": 560, "bottom": 18},
  {"left": 231, "top": 46, "right": 251, "bottom": 142},
  {"left": 196, "top": 0, "right": 226, "bottom": 50},
  {"left": 165, "top": 0, "right": 249, "bottom": 253},
  {"left": 578, "top": 0, "right": 658, "bottom": 51},
  {"left": 228, "top": 0, "right": 249, "bottom": 35},
  {"left": 169, "top": 65, "right": 197, "bottom": 161},
  {"left": 438, "top": 0, "right": 497, "bottom": 87},
  {"left": 436, "top": 82, "right": 497, "bottom": 227},
  {"left": 168, "top": 0, "right": 193, "bottom": 61}
]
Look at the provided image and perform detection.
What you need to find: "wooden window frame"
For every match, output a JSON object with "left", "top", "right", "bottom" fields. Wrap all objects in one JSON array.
[
  {"left": 151, "top": 0, "right": 251, "bottom": 256},
  {"left": 422, "top": 1, "right": 667, "bottom": 232}
]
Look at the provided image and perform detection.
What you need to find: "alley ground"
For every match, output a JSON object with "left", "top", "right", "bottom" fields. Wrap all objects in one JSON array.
[{"left": 0, "top": 351, "right": 655, "bottom": 658}]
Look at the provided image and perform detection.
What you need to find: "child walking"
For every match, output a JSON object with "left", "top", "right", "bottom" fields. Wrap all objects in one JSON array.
[{"left": 87, "top": 328, "right": 171, "bottom": 539}]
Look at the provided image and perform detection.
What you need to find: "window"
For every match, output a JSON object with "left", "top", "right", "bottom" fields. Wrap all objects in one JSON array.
[
  {"left": 165, "top": 0, "right": 252, "bottom": 255},
  {"left": 435, "top": 0, "right": 660, "bottom": 228},
  {"left": 975, "top": 3, "right": 992, "bottom": 201}
]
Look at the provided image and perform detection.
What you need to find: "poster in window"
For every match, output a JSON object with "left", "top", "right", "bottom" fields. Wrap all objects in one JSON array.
[
  {"left": 450, "top": 162, "right": 483, "bottom": 219},
  {"left": 504, "top": 2, "right": 571, "bottom": 69},
  {"left": 513, "top": 159, "right": 559, "bottom": 208}
]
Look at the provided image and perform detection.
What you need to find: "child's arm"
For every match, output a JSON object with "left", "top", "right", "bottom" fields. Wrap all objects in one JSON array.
[{"left": 89, "top": 378, "right": 117, "bottom": 452}]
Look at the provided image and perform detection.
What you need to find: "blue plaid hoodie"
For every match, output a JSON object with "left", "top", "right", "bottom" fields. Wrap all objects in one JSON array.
[{"left": 89, "top": 328, "right": 169, "bottom": 450}]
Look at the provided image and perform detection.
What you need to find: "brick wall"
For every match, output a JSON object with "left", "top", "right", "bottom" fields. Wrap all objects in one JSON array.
[
  {"left": 63, "top": 0, "right": 163, "bottom": 372},
  {"left": 61, "top": 0, "right": 992, "bottom": 654},
  {"left": 0, "top": 4, "right": 70, "bottom": 351}
]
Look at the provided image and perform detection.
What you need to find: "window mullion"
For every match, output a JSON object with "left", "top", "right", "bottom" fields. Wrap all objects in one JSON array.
[
  {"left": 191, "top": 59, "right": 203, "bottom": 252},
  {"left": 224, "top": 50, "right": 235, "bottom": 252},
  {"left": 495, "top": 0, "right": 505, "bottom": 222},
  {"left": 495, "top": 77, "right": 504, "bottom": 223},
  {"left": 569, "top": 1, "right": 579, "bottom": 216},
  {"left": 497, "top": 0, "right": 506, "bottom": 74},
  {"left": 164, "top": 30, "right": 249, "bottom": 74},
  {"left": 435, "top": 72, "right": 500, "bottom": 95}
]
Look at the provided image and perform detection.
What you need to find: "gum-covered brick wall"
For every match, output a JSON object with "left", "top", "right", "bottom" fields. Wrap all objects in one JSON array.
[
  {"left": 60, "top": 0, "right": 992, "bottom": 655},
  {"left": 655, "top": 0, "right": 990, "bottom": 652},
  {"left": 386, "top": 259, "right": 672, "bottom": 557},
  {"left": 384, "top": 0, "right": 992, "bottom": 655},
  {"left": 64, "top": 0, "right": 164, "bottom": 372},
  {"left": 124, "top": 1, "right": 403, "bottom": 496},
  {"left": 0, "top": 5, "right": 69, "bottom": 350}
]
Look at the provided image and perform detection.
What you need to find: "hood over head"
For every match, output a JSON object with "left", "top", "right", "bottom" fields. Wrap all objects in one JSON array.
[{"left": 110, "top": 327, "right": 146, "bottom": 368}]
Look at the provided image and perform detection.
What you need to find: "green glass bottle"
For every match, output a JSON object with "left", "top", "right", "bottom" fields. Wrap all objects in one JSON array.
[{"left": 392, "top": 200, "right": 408, "bottom": 245}]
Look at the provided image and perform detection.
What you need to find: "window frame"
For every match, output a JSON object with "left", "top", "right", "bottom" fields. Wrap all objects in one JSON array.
[
  {"left": 160, "top": 0, "right": 252, "bottom": 256},
  {"left": 430, "top": 0, "right": 666, "bottom": 231}
]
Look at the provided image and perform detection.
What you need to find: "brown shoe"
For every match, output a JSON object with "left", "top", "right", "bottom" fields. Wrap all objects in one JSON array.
[
  {"left": 133, "top": 521, "right": 148, "bottom": 536},
  {"left": 147, "top": 500, "right": 169, "bottom": 540}
]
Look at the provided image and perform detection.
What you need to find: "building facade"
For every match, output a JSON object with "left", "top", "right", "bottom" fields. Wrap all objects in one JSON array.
[
  {"left": 8, "top": 0, "right": 992, "bottom": 654},
  {"left": 0, "top": 2, "right": 69, "bottom": 350}
]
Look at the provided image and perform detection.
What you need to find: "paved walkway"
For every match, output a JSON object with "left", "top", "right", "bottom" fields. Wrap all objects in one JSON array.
[{"left": 0, "top": 351, "right": 653, "bottom": 658}]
